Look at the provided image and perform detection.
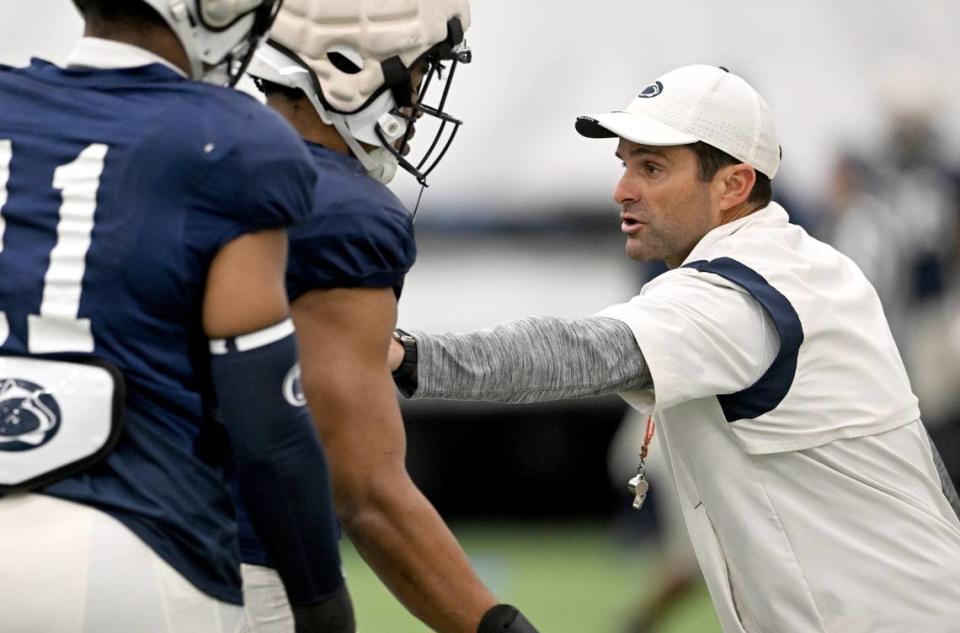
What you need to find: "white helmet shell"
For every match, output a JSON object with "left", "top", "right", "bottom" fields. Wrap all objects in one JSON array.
[
  {"left": 246, "top": 37, "right": 403, "bottom": 183},
  {"left": 269, "top": 0, "right": 471, "bottom": 114},
  {"left": 248, "top": 0, "right": 471, "bottom": 185},
  {"left": 142, "top": 0, "right": 279, "bottom": 84}
]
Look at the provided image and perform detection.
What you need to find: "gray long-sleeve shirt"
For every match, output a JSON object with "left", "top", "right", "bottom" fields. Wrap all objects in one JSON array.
[{"left": 409, "top": 315, "right": 652, "bottom": 403}]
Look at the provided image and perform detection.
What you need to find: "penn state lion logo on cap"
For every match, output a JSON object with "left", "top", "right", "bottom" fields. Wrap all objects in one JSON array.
[
  {"left": 638, "top": 80, "right": 663, "bottom": 98},
  {"left": 0, "top": 378, "right": 61, "bottom": 451}
]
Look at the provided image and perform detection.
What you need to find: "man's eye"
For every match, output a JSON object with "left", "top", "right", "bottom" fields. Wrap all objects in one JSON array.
[{"left": 644, "top": 164, "right": 662, "bottom": 174}]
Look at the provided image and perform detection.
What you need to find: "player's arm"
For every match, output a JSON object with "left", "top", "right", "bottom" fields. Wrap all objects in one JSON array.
[
  {"left": 292, "top": 286, "right": 535, "bottom": 633},
  {"left": 204, "top": 230, "right": 354, "bottom": 632},
  {"left": 203, "top": 230, "right": 290, "bottom": 338}
]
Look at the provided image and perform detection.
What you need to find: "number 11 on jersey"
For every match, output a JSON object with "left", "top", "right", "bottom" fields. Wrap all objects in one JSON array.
[{"left": 0, "top": 141, "right": 108, "bottom": 354}]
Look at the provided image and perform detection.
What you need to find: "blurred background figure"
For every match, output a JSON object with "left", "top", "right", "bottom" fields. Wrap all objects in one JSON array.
[
  {"left": 822, "top": 153, "right": 908, "bottom": 335},
  {"left": 824, "top": 63, "right": 959, "bottom": 334},
  {"left": 822, "top": 61, "right": 960, "bottom": 492}
]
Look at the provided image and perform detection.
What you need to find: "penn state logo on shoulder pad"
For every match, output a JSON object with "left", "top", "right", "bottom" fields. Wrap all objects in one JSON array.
[
  {"left": 638, "top": 81, "right": 663, "bottom": 98},
  {"left": 0, "top": 378, "right": 61, "bottom": 452},
  {"left": 0, "top": 355, "right": 125, "bottom": 492},
  {"left": 283, "top": 363, "right": 306, "bottom": 408}
]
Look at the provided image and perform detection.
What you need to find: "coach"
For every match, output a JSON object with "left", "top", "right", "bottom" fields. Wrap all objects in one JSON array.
[{"left": 390, "top": 65, "right": 960, "bottom": 632}]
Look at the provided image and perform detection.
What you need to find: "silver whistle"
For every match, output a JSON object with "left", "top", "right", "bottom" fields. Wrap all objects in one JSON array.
[{"left": 628, "top": 472, "right": 649, "bottom": 510}]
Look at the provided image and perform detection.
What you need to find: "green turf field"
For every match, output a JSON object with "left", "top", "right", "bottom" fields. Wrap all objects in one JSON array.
[{"left": 341, "top": 521, "right": 721, "bottom": 633}]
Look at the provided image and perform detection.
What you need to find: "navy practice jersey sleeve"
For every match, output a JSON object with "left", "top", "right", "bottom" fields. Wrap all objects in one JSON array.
[
  {"left": 187, "top": 98, "right": 316, "bottom": 241},
  {"left": 117, "top": 80, "right": 316, "bottom": 255},
  {"left": 285, "top": 143, "right": 416, "bottom": 301}
]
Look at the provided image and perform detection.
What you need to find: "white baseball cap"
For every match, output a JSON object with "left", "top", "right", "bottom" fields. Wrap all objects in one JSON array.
[{"left": 576, "top": 65, "right": 781, "bottom": 178}]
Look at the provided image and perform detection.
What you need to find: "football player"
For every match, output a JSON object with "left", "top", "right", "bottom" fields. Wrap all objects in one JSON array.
[
  {"left": 0, "top": 1, "right": 351, "bottom": 631},
  {"left": 240, "top": 2, "right": 538, "bottom": 632}
]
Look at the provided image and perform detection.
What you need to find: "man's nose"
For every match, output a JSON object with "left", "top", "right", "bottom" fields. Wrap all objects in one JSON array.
[{"left": 613, "top": 173, "right": 637, "bottom": 206}]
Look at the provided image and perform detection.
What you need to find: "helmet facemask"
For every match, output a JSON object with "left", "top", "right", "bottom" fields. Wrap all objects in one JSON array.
[{"left": 374, "top": 32, "right": 472, "bottom": 186}]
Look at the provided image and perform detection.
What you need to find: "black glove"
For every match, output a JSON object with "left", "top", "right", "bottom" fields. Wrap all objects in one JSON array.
[
  {"left": 478, "top": 604, "right": 540, "bottom": 633},
  {"left": 291, "top": 584, "right": 356, "bottom": 633}
]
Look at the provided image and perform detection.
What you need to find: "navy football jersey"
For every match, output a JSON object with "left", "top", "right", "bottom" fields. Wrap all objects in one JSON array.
[
  {"left": 236, "top": 142, "right": 416, "bottom": 567},
  {"left": 0, "top": 59, "right": 316, "bottom": 603},
  {"left": 287, "top": 143, "right": 417, "bottom": 300}
]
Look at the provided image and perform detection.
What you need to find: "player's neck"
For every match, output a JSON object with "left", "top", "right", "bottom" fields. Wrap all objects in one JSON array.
[
  {"left": 83, "top": 20, "right": 191, "bottom": 77},
  {"left": 268, "top": 94, "right": 352, "bottom": 156},
  {"left": 304, "top": 126, "right": 351, "bottom": 156}
]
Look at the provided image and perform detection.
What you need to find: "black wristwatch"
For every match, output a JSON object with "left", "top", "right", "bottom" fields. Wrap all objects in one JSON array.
[{"left": 391, "top": 328, "right": 419, "bottom": 398}]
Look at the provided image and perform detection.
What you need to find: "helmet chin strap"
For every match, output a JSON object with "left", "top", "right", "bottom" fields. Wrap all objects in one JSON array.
[
  {"left": 332, "top": 119, "right": 399, "bottom": 185},
  {"left": 332, "top": 118, "right": 425, "bottom": 218}
]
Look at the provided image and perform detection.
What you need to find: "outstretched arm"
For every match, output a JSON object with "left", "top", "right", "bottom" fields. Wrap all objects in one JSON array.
[
  {"left": 293, "top": 287, "right": 533, "bottom": 633},
  {"left": 391, "top": 315, "right": 652, "bottom": 402}
]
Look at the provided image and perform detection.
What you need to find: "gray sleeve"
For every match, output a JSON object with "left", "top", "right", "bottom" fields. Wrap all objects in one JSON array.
[{"left": 409, "top": 315, "right": 652, "bottom": 403}]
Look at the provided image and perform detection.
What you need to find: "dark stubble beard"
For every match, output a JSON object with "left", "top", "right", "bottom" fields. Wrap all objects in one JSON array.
[{"left": 623, "top": 192, "right": 715, "bottom": 266}]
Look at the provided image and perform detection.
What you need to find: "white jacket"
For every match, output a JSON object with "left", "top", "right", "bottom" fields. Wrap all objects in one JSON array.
[{"left": 600, "top": 203, "right": 960, "bottom": 633}]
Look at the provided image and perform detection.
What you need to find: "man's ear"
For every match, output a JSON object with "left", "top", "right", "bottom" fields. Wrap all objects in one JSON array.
[{"left": 716, "top": 163, "right": 757, "bottom": 211}]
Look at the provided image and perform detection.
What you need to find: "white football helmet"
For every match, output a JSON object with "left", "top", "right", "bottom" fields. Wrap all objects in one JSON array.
[
  {"left": 246, "top": 0, "right": 471, "bottom": 185},
  {"left": 141, "top": 0, "right": 282, "bottom": 85}
]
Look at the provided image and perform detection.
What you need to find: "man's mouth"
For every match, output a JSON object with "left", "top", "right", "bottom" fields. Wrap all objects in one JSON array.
[{"left": 620, "top": 213, "right": 646, "bottom": 235}]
